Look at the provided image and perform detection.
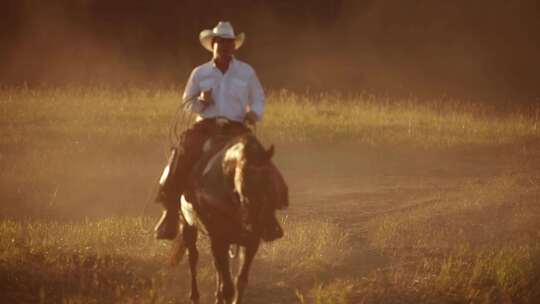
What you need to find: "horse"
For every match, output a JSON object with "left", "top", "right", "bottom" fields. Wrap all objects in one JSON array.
[{"left": 170, "top": 131, "right": 288, "bottom": 304}]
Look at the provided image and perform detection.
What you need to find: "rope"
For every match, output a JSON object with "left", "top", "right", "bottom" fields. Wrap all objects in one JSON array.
[{"left": 140, "top": 100, "right": 193, "bottom": 235}]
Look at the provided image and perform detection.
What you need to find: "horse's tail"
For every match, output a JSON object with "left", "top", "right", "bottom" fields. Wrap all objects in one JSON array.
[{"left": 169, "top": 234, "right": 187, "bottom": 267}]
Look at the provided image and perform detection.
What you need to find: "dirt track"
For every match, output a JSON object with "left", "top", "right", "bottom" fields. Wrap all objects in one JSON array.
[{"left": 281, "top": 142, "right": 514, "bottom": 219}]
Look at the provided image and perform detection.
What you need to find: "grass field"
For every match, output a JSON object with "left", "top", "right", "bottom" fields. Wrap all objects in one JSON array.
[{"left": 1, "top": 86, "right": 539, "bottom": 303}]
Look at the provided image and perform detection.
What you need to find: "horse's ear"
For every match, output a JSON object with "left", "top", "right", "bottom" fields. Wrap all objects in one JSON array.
[{"left": 266, "top": 145, "right": 275, "bottom": 160}]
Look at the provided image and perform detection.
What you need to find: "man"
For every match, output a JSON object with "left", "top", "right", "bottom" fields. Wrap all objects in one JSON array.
[{"left": 154, "top": 21, "right": 282, "bottom": 241}]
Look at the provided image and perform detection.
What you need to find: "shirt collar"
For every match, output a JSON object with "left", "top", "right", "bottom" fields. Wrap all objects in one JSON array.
[{"left": 211, "top": 57, "right": 236, "bottom": 71}]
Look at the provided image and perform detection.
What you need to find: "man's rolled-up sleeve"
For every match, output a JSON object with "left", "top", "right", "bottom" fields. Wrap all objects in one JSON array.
[
  {"left": 248, "top": 71, "right": 265, "bottom": 121},
  {"left": 182, "top": 69, "right": 205, "bottom": 113}
]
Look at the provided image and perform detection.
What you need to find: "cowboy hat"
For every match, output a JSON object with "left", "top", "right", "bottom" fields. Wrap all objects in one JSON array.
[{"left": 199, "top": 21, "right": 245, "bottom": 52}]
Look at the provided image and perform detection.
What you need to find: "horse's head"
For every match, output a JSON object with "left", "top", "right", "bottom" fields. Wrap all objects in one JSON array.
[{"left": 224, "top": 135, "right": 288, "bottom": 235}]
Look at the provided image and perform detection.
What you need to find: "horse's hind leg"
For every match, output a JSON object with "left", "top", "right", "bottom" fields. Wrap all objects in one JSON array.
[
  {"left": 212, "top": 240, "right": 234, "bottom": 304},
  {"left": 183, "top": 224, "right": 200, "bottom": 303},
  {"left": 233, "top": 240, "right": 260, "bottom": 304}
]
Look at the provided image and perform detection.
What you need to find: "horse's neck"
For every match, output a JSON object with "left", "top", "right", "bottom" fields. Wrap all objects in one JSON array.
[{"left": 192, "top": 138, "right": 242, "bottom": 198}]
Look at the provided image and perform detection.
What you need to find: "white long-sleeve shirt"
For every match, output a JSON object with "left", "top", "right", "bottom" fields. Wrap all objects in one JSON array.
[{"left": 182, "top": 58, "right": 265, "bottom": 123}]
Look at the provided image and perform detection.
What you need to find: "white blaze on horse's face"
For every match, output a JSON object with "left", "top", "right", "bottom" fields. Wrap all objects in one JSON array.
[{"left": 224, "top": 141, "right": 246, "bottom": 163}]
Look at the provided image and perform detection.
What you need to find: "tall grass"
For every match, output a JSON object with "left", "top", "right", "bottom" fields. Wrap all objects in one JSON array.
[
  {"left": 261, "top": 90, "right": 540, "bottom": 147},
  {"left": 0, "top": 86, "right": 177, "bottom": 145},
  {"left": 1, "top": 86, "right": 538, "bottom": 147}
]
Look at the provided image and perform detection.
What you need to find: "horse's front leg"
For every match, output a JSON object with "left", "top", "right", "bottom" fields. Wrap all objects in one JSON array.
[
  {"left": 214, "top": 270, "right": 222, "bottom": 304},
  {"left": 233, "top": 240, "right": 260, "bottom": 304},
  {"left": 211, "top": 240, "right": 234, "bottom": 304},
  {"left": 183, "top": 224, "right": 200, "bottom": 303}
]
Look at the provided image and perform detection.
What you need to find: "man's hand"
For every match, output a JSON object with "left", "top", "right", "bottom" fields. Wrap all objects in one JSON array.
[
  {"left": 200, "top": 89, "right": 214, "bottom": 108},
  {"left": 244, "top": 111, "right": 258, "bottom": 125}
]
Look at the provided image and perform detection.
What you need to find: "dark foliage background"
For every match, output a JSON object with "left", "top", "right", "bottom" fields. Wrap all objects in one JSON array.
[{"left": 1, "top": 0, "right": 539, "bottom": 100}]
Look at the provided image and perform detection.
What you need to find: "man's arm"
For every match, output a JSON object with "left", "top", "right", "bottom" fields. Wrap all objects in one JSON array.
[
  {"left": 247, "top": 70, "right": 265, "bottom": 122},
  {"left": 182, "top": 69, "right": 206, "bottom": 113}
]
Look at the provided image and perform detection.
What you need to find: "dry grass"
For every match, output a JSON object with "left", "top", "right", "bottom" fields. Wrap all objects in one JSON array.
[
  {"left": 1, "top": 86, "right": 539, "bottom": 147},
  {"left": 0, "top": 216, "right": 351, "bottom": 303},
  {"left": 261, "top": 90, "right": 540, "bottom": 147}
]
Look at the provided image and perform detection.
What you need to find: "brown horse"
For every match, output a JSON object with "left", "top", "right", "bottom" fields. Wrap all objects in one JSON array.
[{"left": 170, "top": 133, "right": 288, "bottom": 304}]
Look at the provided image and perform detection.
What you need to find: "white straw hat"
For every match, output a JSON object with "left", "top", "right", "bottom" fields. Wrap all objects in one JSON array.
[{"left": 199, "top": 21, "right": 245, "bottom": 52}]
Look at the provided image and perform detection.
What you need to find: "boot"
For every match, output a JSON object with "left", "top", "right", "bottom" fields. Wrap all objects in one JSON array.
[
  {"left": 154, "top": 203, "right": 179, "bottom": 240},
  {"left": 154, "top": 148, "right": 184, "bottom": 240},
  {"left": 261, "top": 213, "right": 284, "bottom": 242},
  {"left": 154, "top": 175, "right": 181, "bottom": 240}
]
